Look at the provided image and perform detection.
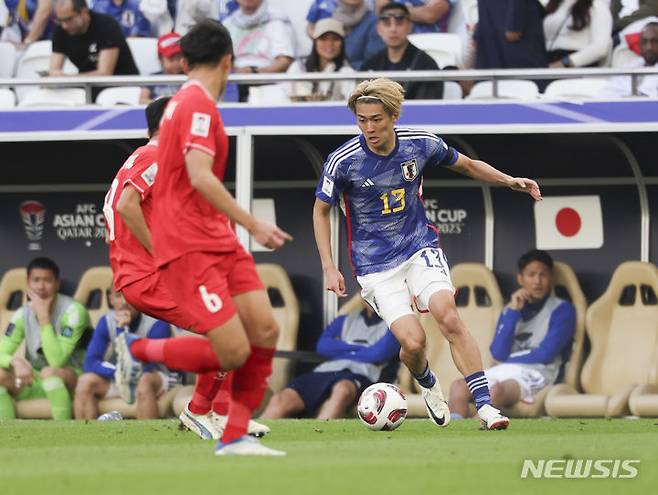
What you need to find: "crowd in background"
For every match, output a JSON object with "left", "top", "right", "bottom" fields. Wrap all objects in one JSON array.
[{"left": 1, "top": 0, "right": 658, "bottom": 101}]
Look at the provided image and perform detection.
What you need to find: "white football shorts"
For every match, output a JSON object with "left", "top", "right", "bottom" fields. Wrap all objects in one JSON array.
[
  {"left": 357, "top": 247, "right": 455, "bottom": 327},
  {"left": 485, "top": 363, "right": 547, "bottom": 403}
]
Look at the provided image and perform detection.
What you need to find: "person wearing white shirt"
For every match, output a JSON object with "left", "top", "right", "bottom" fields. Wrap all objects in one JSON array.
[{"left": 544, "top": 0, "right": 613, "bottom": 68}]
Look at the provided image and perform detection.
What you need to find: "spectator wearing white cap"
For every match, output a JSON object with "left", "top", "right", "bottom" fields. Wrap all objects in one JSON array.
[
  {"left": 286, "top": 18, "right": 355, "bottom": 101},
  {"left": 139, "top": 31, "right": 183, "bottom": 103}
]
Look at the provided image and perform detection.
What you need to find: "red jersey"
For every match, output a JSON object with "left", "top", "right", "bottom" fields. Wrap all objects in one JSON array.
[
  {"left": 152, "top": 80, "right": 239, "bottom": 267},
  {"left": 104, "top": 141, "right": 159, "bottom": 291}
]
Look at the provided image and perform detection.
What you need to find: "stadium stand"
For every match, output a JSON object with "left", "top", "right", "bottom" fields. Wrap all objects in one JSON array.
[
  {"left": 543, "top": 77, "right": 610, "bottom": 98},
  {"left": 18, "top": 87, "right": 87, "bottom": 107},
  {"left": 0, "top": 42, "right": 17, "bottom": 78},
  {"left": 73, "top": 266, "right": 113, "bottom": 327},
  {"left": 401, "top": 263, "right": 503, "bottom": 417},
  {"left": 407, "top": 32, "right": 463, "bottom": 68},
  {"left": 14, "top": 40, "right": 78, "bottom": 102},
  {"left": 466, "top": 80, "right": 540, "bottom": 100},
  {"left": 442, "top": 80, "right": 463, "bottom": 99},
  {"left": 507, "top": 261, "right": 588, "bottom": 417},
  {"left": 545, "top": 261, "right": 658, "bottom": 417},
  {"left": 126, "top": 37, "right": 160, "bottom": 75},
  {"left": 0, "top": 88, "right": 16, "bottom": 108},
  {"left": 95, "top": 86, "right": 143, "bottom": 105}
]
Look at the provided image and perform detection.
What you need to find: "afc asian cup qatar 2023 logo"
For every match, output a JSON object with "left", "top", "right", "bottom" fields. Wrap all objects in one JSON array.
[{"left": 19, "top": 200, "right": 45, "bottom": 251}]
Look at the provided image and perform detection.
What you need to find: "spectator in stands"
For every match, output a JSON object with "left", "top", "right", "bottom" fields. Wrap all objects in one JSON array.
[
  {"left": 306, "top": 0, "right": 339, "bottom": 38},
  {"left": 224, "top": 0, "right": 296, "bottom": 101},
  {"left": 334, "top": 0, "right": 385, "bottom": 70},
  {"left": 362, "top": 2, "right": 443, "bottom": 99},
  {"left": 92, "top": 0, "right": 151, "bottom": 38},
  {"left": 286, "top": 18, "right": 355, "bottom": 101},
  {"left": 261, "top": 303, "right": 400, "bottom": 419},
  {"left": 600, "top": 21, "right": 658, "bottom": 96},
  {"left": 49, "top": 0, "right": 139, "bottom": 99},
  {"left": 173, "top": 0, "right": 220, "bottom": 35},
  {"left": 139, "top": 31, "right": 183, "bottom": 103},
  {"left": 374, "top": 0, "right": 453, "bottom": 33},
  {"left": 611, "top": 0, "right": 658, "bottom": 34},
  {"left": 448, "top": 250, "right": 576, "bottom": 418},
  {"left": 475, "top": 0, "right": 548, "bottom": 69},
  {"left": 138, "top": 0, "right": 176, "bottom": 36},
  {"left": 1, "top": 0, "right": 55, "bottom": 47},
  {"left": 74, "top": 289, "right": 176, "bottom": 419},
  {"left": 0, "top": 257, "right": 91, "bottom": 420},
  {"left": 219, "top": 0, "right": 239, "bottom": 20},
  {"left": 544, "top": 0, "right": 612, "bottom": 68}
]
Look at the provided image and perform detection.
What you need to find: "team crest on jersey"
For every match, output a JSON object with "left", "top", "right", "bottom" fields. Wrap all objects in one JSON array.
[
  {"left": 401, "top": 159, "right": 418, "bottom": 181},
  {"left": 141, "top": 163, "right": 158, "bottom": 186},
  {"left": 191, "top": 112, "right": 211, "bottom": 137}
]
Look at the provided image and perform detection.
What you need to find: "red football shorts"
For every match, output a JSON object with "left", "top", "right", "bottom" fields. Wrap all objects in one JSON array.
[
  {"left": 159, "top": 247, "right": 264, "bottom": 333},
  {"left": 121, "top": 271, "right": 196, "bottom": 330}
]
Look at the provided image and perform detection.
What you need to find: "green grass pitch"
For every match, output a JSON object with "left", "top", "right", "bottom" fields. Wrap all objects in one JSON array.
[{"left": 1, "top": 418, "right": 656, "bottom": 495}]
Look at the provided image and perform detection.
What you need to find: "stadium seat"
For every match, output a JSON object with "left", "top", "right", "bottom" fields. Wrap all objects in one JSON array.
[
  {"left": 506, "top": 261, "right": 588, "bottom": 417},
  {"left": 545, "top": 261, "right": 658, "bottom": 417},
  {"left": 0, "top": 268, "right": 27, "bottom": 332},
  {"left": 247, "top": 84, "right": 291, "bottom": 104},
  {"left": 73, "top": 266, "right": 114, "bottom": 327},
  {"left": 0, "top": 88, "right": 16, "bottom": 108},
  {"left": 467, "top": 80, "right": 540, "bottom": 100},
  {"left": 0, "top": 41, "right": 17, "bottom": 78},
  {"left": 442, "top": 81, "right": 463, "bottom": 100},
  {"left": 256, "top": 263, "right": 300, "bottom": 394},
  {"left": 14, "top": 41, "right": 78, "bottom": 102},
  {"left": 271, "top": 0, "right": 313, "bottom": 57},
  {"left": 543, "top": 78, "right": 609, "bottom": 99},
  {"left": 18, "top": 88, "right": 86, "bottom": 107},
  {"left": 96, "top": 86, "right": 143, "bottom": 106},
  {"left": 404, "top": 263, "right": 504, "bottom": 417},
  {"left": 126, "top": 37, "right": 160, "bottom": 76},
  {"left": 407, "top": 33, "right": 463, "bottom": 68}
]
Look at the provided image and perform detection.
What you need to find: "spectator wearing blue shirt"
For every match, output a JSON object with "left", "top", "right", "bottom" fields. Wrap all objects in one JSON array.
[
  {"left": 448, "top": 250, "right": 576, "bottom": 418},
  {"left": 3, "top": 0, "right": 55, "bottom": 46},
  {"left": 261, "top": 304, "right": 400, "bottom": 419},
  {"left": 73, "top": 289, "right": 175, "bottom": 419},
  {"left": 92, "top": 0, "right": 150, "bottom": 37},
  {"left": 333, "top": 0, "right": 385, "bottom": 70},
  {"left": 374, "top": 0, "right": 453, "bottom": 33}
]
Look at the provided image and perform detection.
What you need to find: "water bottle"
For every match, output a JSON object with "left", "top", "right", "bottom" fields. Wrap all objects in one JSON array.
[{"left": 97, "top": 410, "right": 123, "bottom": 421}]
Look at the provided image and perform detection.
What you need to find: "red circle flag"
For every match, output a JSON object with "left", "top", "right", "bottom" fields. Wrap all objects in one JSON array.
[{"left": 555, "top": 207, "right": 581, "bottom": 237}]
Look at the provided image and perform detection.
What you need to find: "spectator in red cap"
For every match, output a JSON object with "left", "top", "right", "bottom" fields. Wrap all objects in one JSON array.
[{"left": 140, "top": 31, "right": 184, "bottom": 103}]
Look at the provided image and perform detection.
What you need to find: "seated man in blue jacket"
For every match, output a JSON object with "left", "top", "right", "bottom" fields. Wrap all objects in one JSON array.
[
  {"left": 73, "top": 288, "right": 175, "bottom": 419},
  {"left": 261, "top": 303, "right": 400, "bottom": 419},
  {"left": 448, "top": 250, "right": 576, "bottom": 418}
]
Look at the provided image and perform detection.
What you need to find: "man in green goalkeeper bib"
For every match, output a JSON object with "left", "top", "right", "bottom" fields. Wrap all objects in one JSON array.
[{"left": 0, "top": 257, "right": 90, "bottom": 419}]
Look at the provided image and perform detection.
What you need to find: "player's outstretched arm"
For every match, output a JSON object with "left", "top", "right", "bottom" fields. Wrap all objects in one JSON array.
[
  {"left": 116, "top": 185, "right": 153, "bottom": 254},
  {"left": 185, "top": 150, "right": 293, "bottom": 250},
  {"left": 451, "top": 152, "right": 542, "bottom": 201},
  {"left": 313, "top": 198, "right": 347, "bottom": 297}
]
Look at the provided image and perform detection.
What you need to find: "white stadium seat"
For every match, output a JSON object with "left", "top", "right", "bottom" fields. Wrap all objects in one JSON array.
[
  {"left": 18, "top": 88, "right": 86, "bottom": 107},
  {"left": 544, "top": 78, "right": 610, "bottom": 98},
  {"left": 126, "top": 37, "right": 160, "bottom": 75},
  {"left": 467, "top": 80, "right": 540, "bottom": 100},
  {"left": 0, "top": 88, "right": 16, "bottom": 108},
  {"left": 14, "top": 41, "right": 78, "bottom": 102},
  {"left": 408, "top": 33, "right": 463, "bottom": 68},
  {"left": 442, "top": 81, "right": 463, "bottom": 100},
  {"left": 96, "top": 86, "right": 143, "bottom": 106},
  {"left": 0, "top": 41, "right": 17, "bottom": 78}
]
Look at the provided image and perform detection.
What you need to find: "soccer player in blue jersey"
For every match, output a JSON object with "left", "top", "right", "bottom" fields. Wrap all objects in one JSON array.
[{"left": 313, "top": 78, "right": 542, "bottom": 430}]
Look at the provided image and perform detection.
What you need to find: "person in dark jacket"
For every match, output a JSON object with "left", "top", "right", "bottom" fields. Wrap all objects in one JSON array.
[
  {"left": 362, "top": 2, "right": 443, "bottom": 99},
  {"left": 475, "top": 0, "right": 548, "bottom": 69}
]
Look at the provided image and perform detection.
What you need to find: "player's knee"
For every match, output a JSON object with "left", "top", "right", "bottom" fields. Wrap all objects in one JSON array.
[
  {"left": 74, "top": 374, "right": 96, "bottom": 396},
  {"left": 398, "top": 332, "right": 425, "bottom": 357},
  {"left": 435, "top": 309, "right": 464, "bottom": 340},
  {"left": 258, "top": 317, "right": 279, "bottom": 344},
  {"left": 136, "top": 374, "right": 158, "bottom": 398},
  {"left": 331, "top": 380, "right": 356, "bottom": 402},
  {"left": 221, "top": 343, "right": 250, "bottom": 370},
  {"left": 40, "top": 367, "right": 56, "bottom": 379}
]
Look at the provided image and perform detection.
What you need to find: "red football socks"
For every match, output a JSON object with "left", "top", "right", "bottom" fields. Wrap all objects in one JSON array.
[
  {"left": 189, "top": 371, "right": 227, "bottom": 415},
  {"left": 130, "top": 337, "right": 220, "bottom": 373},
  {"left": 221, "top": 346, "right": 274, "bottom": 443},
  {"left": 212, "top": 373, "right": 233, "bottom": 416}
]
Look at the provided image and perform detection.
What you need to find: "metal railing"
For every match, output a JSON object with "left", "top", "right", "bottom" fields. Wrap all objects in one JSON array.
[{"left": 1, "top": 67, "right": 658, "bottom": 103}]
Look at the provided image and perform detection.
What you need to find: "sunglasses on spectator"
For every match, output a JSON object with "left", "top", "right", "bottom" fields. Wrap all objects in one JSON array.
[{"left": 378, "top": 14, "right": 409, "bottom": 26}]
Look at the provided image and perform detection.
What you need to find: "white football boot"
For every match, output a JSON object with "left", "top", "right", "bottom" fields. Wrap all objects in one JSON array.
[
  {"left": 179, "top": 405, "right": 218, "bottom": 440},
  {"left": 215, "top": 435, "right": 286, "bottom": 457},
  {"left": 421, "top": 381, "right": 451, "bottom": 427},
  {"left": 210, "top": 413, "right": 271, "bottom": 438},
  {"left": 477, "top": 404, "right": 510, "bottom": 430}
]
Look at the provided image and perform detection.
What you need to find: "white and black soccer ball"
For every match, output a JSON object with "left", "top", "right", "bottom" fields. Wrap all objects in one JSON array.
[{"left": 357, "top": 382, "right": 408, "bottom": 431}]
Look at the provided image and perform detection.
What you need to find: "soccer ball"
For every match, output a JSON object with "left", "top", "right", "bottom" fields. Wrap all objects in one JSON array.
[{"left": 357, "top": 383, "right": 408, "bottom": 431}]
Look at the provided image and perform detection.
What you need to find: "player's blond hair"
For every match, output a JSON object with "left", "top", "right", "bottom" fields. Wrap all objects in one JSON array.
[{"left": 347, "top": 78, "right": 405, "bottom": 117}]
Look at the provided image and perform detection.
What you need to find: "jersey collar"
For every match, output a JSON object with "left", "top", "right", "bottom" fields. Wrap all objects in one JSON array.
[
  {"left": 181, "top": 79, "right": 216, "bottom": 103},
  {"left": 358, "top": 129, "right": 400, "bottom": 160}
]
